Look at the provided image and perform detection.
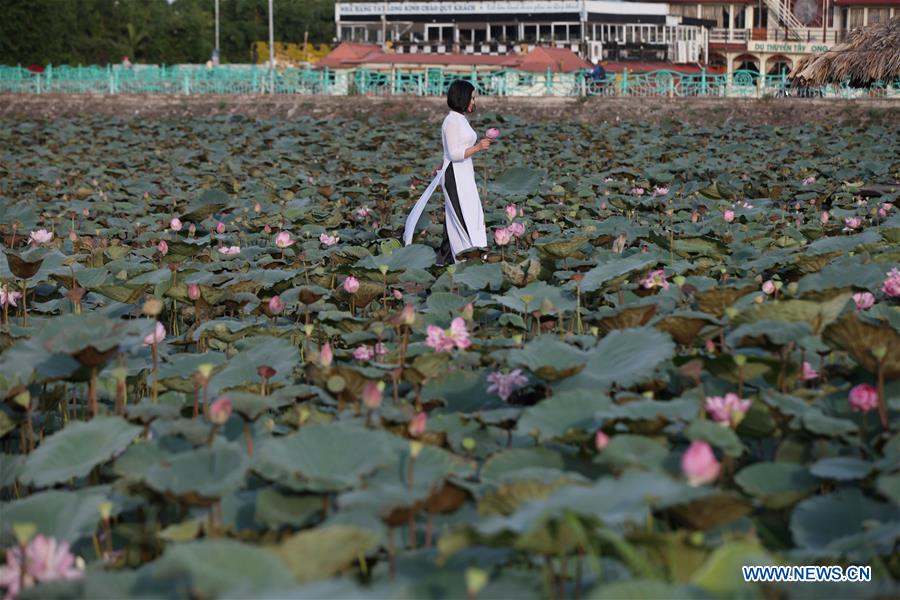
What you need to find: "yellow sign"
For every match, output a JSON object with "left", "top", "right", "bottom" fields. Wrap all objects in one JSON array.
[{"left": 252, "top": 41, "right": 333, "bottom": 65}]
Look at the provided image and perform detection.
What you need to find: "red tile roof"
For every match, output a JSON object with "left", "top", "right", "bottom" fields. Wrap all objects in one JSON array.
[
  {"left": 602, "top": 61, "right": 726, "bottom": 74},
  {"left": 316, "top": 42, "right": 590, "bottom": 73}
]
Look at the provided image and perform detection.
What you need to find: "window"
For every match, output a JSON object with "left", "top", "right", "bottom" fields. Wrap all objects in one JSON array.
[
  {"left": 669, "top": 5, "right": 694, "bottom": 18},
  {"left": 701, "top": 4, "right": 727, "bottom": 27},
  {"left": 523, "top": 25, "right": 537, "bottom": 42},
  {"left": 847, "top": 8, "right": 864, "bottom": 28},
  {"left": 868, "top": 8, "right": 890, "bottom": 24},
  {"left": 540, "top": 25, "right": 552, "bottom": 40}
]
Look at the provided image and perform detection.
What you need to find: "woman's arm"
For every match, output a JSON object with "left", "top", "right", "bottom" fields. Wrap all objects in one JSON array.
[{"left": 445, "top": 117, "right": 492, "bottom": 163}]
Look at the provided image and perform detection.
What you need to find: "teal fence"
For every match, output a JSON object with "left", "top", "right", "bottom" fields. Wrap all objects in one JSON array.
[{"left": 2, "top": 64, "right": 899, "bottom": 99}]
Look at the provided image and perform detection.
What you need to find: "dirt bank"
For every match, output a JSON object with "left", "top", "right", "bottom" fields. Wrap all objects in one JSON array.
[{"left": 1, "top": 93, "right": 899, "bottom": 126}]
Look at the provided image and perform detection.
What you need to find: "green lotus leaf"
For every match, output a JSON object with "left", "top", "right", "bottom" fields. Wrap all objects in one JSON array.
[{"left": 734, "top": 462, "right": 820, "bottom": 509}]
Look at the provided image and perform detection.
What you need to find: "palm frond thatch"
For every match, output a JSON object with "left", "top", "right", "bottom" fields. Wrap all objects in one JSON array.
[{"left": 790, "top": 16, "right": 900, "bottom": 87}]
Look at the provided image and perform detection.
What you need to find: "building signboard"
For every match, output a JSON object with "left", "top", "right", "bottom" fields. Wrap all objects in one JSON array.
[
  {"left": 748, "top": 41, "right": 831, "bottom": 54},
  {"left": 337, "top": 1, "right": 667, "bottom": 17}
]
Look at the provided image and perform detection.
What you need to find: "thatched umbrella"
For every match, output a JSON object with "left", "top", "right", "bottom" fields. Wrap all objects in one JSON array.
[{"left": 790, "top": 16, "right": 900, "bottom": 87}]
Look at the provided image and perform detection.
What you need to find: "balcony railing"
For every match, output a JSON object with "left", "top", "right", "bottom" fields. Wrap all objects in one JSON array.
[{"left": 710, "top": 28, "right": 750, "bottom": 43}]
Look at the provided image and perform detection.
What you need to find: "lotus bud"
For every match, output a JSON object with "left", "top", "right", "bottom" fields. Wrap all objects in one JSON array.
[
  {"left": 13, "top": 523, "right": 37, "bottom": 546},
  {"left": 209, "top": 397, "right": 232, "bottom": 425},
  {"left": 170, "top": 217, "right": 182, "bottom": 231},
  {"left": 254, "top": 202, "right": 262, "bottom": 213},
  {"left": 98, "top": 501, "right": 113, "bottom": 521},
  {"left": 319, "top": 342, "right": 334, "bottom": 368},
  {"left": 188, "top": 283, "right": 201, "bottom": 301},
  {"left": 362, "top": 381, "right": 384, "bottom": 409},
  {"left": 401, "top": 304, "right": 416, "bottom": 326},
  {"left": 68, "top": 229, "right": 77, "bottom": 242},
  {"left": 595, "top": 431, "right": 609, "bottom": 450},
  {"left": 188, "top": 223, "right": 196, "bottom": 236},
  {"left": 408, "top": 411, "right": 427, "bottom": 436},
  {"left": 216, "top": 221, "right": 226, "bottom": 234},
  {"left": 268, "top": 295, "right": 284, "bottom": 315},
  {"left": 142, "top": 297, "right": 163, "bottom": 317},
  {"left": 461, "top": 303, "right": 474, "bottom": 321},
  {"left": 465, "top": 568, "right": 489, "bottom": 599},
  {"left": 409, "top": 440, "right": 424, "bottom": 459},
  {"left": 157, "top": 240, "right": 168, "bottom": 255}
]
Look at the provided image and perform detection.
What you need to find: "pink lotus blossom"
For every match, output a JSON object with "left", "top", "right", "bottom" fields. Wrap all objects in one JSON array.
[
  {"left": 852, "top": 292, "right": 875, "bottom": 310},
  {"left": 595, "top": 431, "right": 609, "bottom": 450},
  {"left": 426, "top": 317, "right": 471, "bottom": 352},
  {"left": 275, "top": 231, "right": 295, "bottom": 248},
  {"left": 362, "top": 381, "right": 383, "bottom": 409},
  {"left": 353, "top": 345, "right": 375, "bottom": 361},
  {"left": 170, "top": 217, "right": 182, "bottom": 231},
  {"left": 705, "top": 339, "right": 716, "bottom": 353},
  {"left": 801, "top": 362, "right": 819, "bottom": 381},
  {"left": 400, "top": 304, "right": 416, "bottom": 326},
  {"left": 802, "top": 176, "right": 816, "bottom": 185},
  {"left": 843, "top": 217, "right": 862, "bottom": 231},
  {"left": 681, "top": 440, "right": 721, "bottom": 486},
  {"left": 762, "top": 280, "right": 776, "bottom": 295},
  {"left": 216, "top": 221, "right": 226, "bottom": 234},
  {"left": 356, "top": 206, "right": 372, "bottom": 220},
  {"left": 157, "top": 240, "right": 168, "bottom": 255},
  {"left": 631, "top": 187, "right": 645, "bottom": 196},
  {"left": 508, "top": 222, "right": 526, "bottom": 238},
  {"left": 691, "top": 211, "right": 699, "bottom": 223},
  {"left": 878, "top": 203, "right": 893, "bottom": 218},
  {"left": 0, "top": 534, "right": 84, "bottom": 598},
  {"left": 264, "top": 224, "right": 272, "bottom": 234},
  {"left": 604, "top": 177, "right": 614, "bottom": 183},
  {"left": 652, "top": 186, "right": 669, "bottom": 197},
  {"left": 882, "top": 268, "right": 900, "bottom": 298},
  {"left": 723, "top": 209, "right": 735, "bottom": 223},
  {"left": 188, "top": 283, "right": 201, "bottom": 301},
  {"left": 188, "top": 223, "right": 196, "bottom": 236},
  {"left": 254, "top": 202, "right": 262, "bottom": 213},
  {"left": 393, "top": 289, "right": 403, "bottom": 300},
  {"left": 446, "top": 317, "right": 471, "bottom": 350},
  {"left": 486, "top": 369, "right": 529, "bottom": 401},
  {"left": 494, "top": 227, "right": 512, "bottom": 246},
  {"left": 143, "top": 321, "right": 165, "bottom": 346},
  {"left": 486, "top": 127, "right": 500, "bottom": 139},
  {"left": 319, "top": 342, "right": 333, "bottom": 368},
  {"left": 408, "top": 411, "right": 427, "bottom": 436},
  {"left": 848, "top": 383, "right": 878, "bottom": 413},
  {"left": 640, "top": 269, "right": 669, "bottom": 290},
  {"left": 268, "top": 295, "right": 283, "bottom": 315},
  {"left": 0, "top": 286, "right": 22, "bottom": 308},
  {"left": 29, "top": 229, "right": 53, "bottom": 245},
  {"left": 857, "top": 198, "right": 868, "bottom": 207},
  {"left": 343, "top": 276, "right": 360, "bottom": 294},
  {"left": 505, "top": 204, "right": 518, "bottom": 221},
  {"left": 217, "top": 246, "right": 240, "bottom": 256},
  {"left": 705, "top": 393, "right": 751, "bottom": 427},
  {"left": 374, "top": 342, "right": 387, "bottom": 356},
  {"left": 209, "top": 397, "right": 232, "bottom": 425},
  {"left": 320, "top": 233, "right": 339, "bottom": 246}
]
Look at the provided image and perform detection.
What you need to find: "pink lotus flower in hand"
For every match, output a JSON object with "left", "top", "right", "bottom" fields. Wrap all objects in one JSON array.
[
  {"left": 0, "top": 534, "right": 84, "bottom": 598},
  {"left": 275, "top": 231, "right": 295, "bottom": 248},
  {"left": 486, "top": 127, "right": 500, "bottom": 139},
  {"left": 882, "top": 268, "right": 900, "bottom": 298},
  {"left": 29, "top": 229, "right": 54, "bottom": 245},
  {"left": 268, "top": 295, "right": 284, "bottom": 315},
  {"left": 157, "top": 240, "right": 168, "bottom": 255},
  {"left": 486, "top": 369, "right": 528, "bottom": 401},
  {"left": 640, "top": 269, "right": 669, "bottom": 290},
  {"left": 170, "top": 217, "right": 183, "bottom": 232},
  {"left": 494, "top": 227, "right": 512, "bottom": 246},
  {"left": 320, "top": 233, "right": 339, "bottom": 246},
  {"left": 217, "top": 245, "right": 240, "bottom": 256},
  {"left": 852, "top": 291, "right": 875, "bottom": 310},
  {"left": 801, "top": 362, "right": 819, "bottom": 381},
  {"left": 723, "top": 209, "right": 735, "bottom": 223},
  {"left": 343, "top": 275, "right": 360, "bottom": 294},
  {"left": 209, "top": 396, "right": 232, "bottom": 425},
  {"left": 681, "top": 440, "right": 721, "bottom": 486},
  {"left": 0, "top": 286, "right": 22, "bottom": 307},
  {"left": 848, "top": 383, "right": 878, "bottom": 413},
  {"left": 505, "top": 204, "right": 518, "bottom": 221},
  {"left": 508, "top": 222, "right": 526, "bottom": 238},
  {"left": 704, "top": 393, "right": 751, "bottom": 427},
  {"left": 143, "top": 321, "right": 165, "bottom": 346}
]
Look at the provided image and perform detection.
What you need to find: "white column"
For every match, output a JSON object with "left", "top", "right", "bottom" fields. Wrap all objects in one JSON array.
[
  {"left": 728, "top": 4, "right": 735, "bottom": 41},
  {"left": 747, "top": 6, "right": 754, "bottom": 32}
]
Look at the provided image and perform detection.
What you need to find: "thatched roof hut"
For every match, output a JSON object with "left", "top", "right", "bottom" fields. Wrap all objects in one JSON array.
[{"left": 790, "top": 16, "right": 900, "bottom": 87}]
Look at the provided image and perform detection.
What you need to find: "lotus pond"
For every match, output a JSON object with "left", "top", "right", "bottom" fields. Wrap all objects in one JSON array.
[{"left": 0, "top": 113, "right": 899, "bottom": 599}]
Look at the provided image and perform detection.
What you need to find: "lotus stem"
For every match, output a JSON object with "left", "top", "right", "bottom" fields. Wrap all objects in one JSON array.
[
  {"left": 388, "top": 527, "right": 396, "bottom": 581},
  {"left": 151, "top": 342, "right": 159, "bottom": 403},
  {"left": 425, "top": 513, "right": 433, "bottom": 548},
  {"left": 89, "top": 367, "right": 98, "bottom": 419},
  {"left": 575, "top": 284, "right": 583, "bottom": 335},
  {"left": 877, "top": 359, "right": 888, "bottom": 431},
  {"left": 243, "top": 420, "right": 254, "bottom": 457},
  {"left": 20, "top": 280, "right": 27, "bottom": 327},
  {"left": 206, "top": 423, "right": 219, "bottom": 447}
]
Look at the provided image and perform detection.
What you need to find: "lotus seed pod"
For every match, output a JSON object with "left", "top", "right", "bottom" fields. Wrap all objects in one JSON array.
[{"left": 142, "top": 297, "right": 163, "bottom": 317}]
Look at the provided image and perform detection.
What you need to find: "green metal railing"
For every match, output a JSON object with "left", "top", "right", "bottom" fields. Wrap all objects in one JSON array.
[{"left": 2, "top": 64, "right": 898, "bottom": 99}]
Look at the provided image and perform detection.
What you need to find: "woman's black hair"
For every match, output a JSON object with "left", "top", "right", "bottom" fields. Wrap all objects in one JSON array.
[{"left": 447, "top": 79, "right": 475, "bottom": 113}]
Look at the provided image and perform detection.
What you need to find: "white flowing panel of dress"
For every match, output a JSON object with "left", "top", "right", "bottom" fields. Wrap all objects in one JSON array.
[{"left": 403, "top": 111, "right": 487, "bottom": 262}]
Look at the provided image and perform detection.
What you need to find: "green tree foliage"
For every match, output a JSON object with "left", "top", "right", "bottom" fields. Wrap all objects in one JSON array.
[{"left": 0, "top": 0, "right": 336, "bottom": 66}]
